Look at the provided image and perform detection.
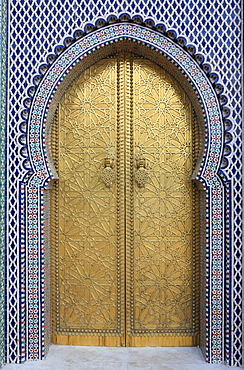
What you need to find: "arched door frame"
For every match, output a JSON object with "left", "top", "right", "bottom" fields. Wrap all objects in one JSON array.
[{"left": 20, "top": 22, "right": 226, "bottom": 363}]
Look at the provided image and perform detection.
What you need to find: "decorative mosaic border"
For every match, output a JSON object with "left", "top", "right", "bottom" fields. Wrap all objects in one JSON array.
[{"left": 16, "top": 23, "right": 227, "bottom": 363}]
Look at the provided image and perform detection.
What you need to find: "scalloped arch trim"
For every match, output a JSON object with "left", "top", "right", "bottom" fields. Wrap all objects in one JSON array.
[{"left": 25, "top": 22, "right": 224, "bottom": 189}]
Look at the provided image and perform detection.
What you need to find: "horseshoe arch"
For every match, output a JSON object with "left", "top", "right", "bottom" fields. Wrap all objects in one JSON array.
[{"left": 21, "top": 23, "right": 224, "bottom": 363}]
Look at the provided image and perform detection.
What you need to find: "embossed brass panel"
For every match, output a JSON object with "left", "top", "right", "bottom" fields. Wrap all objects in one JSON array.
[
  {"left": 126, "top": 57, "right": 199, "bottom": 346},
  {"left": 51, "top": 54, "right": 199, "bottom": 346},
  {"left": 51, "top": 59, "right": 125, "bottom": 346}
]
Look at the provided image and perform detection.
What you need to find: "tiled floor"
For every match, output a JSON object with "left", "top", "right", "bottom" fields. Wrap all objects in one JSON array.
[{"left": 2, "top": 346, "right": 243, "bottom": 369}]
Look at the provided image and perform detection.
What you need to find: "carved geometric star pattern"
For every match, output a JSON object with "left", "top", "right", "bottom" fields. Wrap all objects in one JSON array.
[
  {"left": 52, "top": 56, "right": 199, "bottom": 341},
  {"left": 57, "top": 59, "right": 120, "bottom": 332},
  {"left": 132, "top": 59, "right": 196, "bottom": 333}
]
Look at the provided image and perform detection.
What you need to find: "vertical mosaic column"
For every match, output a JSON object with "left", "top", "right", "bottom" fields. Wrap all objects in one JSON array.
[
  {"left": 0, "top": 0, "right": 7, "bottom": 366},
  {"left": 207, "top": 181, "right": 225, "bottom": 363},
  {"left": 19, "top": 180, "right": 49, "bottom": 361}
]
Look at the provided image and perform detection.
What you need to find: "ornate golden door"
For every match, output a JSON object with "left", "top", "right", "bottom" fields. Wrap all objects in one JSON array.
[{"left": 51, "top": 54, "right": 199, "bottom": 347}]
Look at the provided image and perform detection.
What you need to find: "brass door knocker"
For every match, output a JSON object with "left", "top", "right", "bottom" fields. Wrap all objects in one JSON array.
[
  {"left": 101, "top": 157, "right": 115, "bottom": 188},
  {"left": 135, "top": 157, "right": 148, "bottom": 188}
]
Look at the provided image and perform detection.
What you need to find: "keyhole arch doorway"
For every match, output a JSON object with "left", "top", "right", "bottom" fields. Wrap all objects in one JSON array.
[
  {"left": 22, "top": 23, "right": 226, "bottom": 361},
  {"left": 50, "top": 50, "right": 201, "bottom": 347}
]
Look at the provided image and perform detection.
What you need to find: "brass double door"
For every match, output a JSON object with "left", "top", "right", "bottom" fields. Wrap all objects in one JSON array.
[{"left": 51, "top": 53, "right": 199, "bottom": 347}]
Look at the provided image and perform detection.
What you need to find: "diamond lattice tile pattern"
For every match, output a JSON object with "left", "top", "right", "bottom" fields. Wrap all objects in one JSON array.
[{"left": 0, "top": 0, "right": 7, "bottom": 368}]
